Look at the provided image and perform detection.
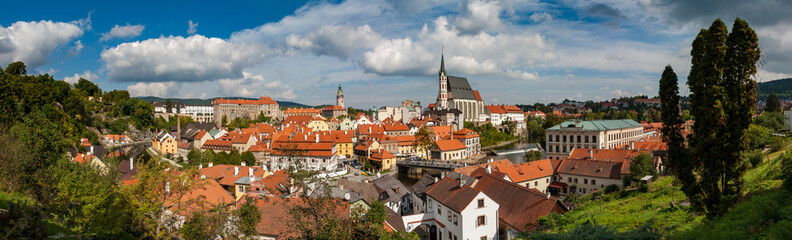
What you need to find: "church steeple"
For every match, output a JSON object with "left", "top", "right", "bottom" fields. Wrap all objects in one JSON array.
[
  {"left": 439, "top": 47, "right": 446, "bottom": 76},
  {"left": 336, "top": 83, "right": 344, "bottom": 108}
]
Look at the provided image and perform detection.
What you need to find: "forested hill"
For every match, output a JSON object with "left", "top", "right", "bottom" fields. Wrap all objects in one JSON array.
[
  {"left": 758, "top": 78, "right": 792, "bottom": 98},
  {"left": 136, "top": 96, "right": 313, "bottom": 108}
]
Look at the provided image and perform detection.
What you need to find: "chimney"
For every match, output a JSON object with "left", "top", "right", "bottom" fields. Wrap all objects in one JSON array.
[
  {"left": 90, "top": 146, "right": 94, "bottom": 154},
  {"left": 130, "top": 157, "right": 134, "bottom": 170},
  {"left": 235, "top": 166, "right": 239, "bottom": 176},
  {"left": 486, "top": 165, "right": 492, "bottom": 174},
  {"left": 165, "top": 182, "right": 170, "bottom": 193},
  {"left": 315, "top": 134, "right": 319, "bottom": 143},
  {"left": 304, "top": 134, "right": 307, "bottom": 141},
  {"left": 339, "top": 184, "right": 344, "bottom": 190},
  {"left": 177, "top": 114, "right": 181, "bottom": 141},
  {"left": 248, "top": 167, "right": 253, "bottom": 176},
  {"left": 434, "top": 177, "right": 438, "bottom": 183},
  {"left": 590, "top": 150, "right": 593, "bottom": 159},
  {"left": 546, "top": 192, "right": 551, "bottom": 200},
  {"left": 199, "top": 164, "right": 202, "bottom": 169},
  {"left": 241, "top": 162, "right": 246, "bottom": 167},
  {"left": 209, "top": 162, "right": 214, "bottom": 167},
  {"left": 630, "top": 142, "right": 634, "bottom": 150},
  {"left": 488, "top": 158, "right": 493, "bottom": 163},
  {"left": 459, "top": 179, "right": 464, "bottom": 188}
]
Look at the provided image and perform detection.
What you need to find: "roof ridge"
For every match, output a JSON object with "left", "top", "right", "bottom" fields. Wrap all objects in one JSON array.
[{"left": 482, "top": 173, "right": 548, "bottom": 198}]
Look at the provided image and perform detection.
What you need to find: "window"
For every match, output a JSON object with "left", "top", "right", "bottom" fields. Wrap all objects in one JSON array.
[
  {"left": 453, "top": 215, "right": 458, "bottom": 225},
  {"left": 563, "top": 135, "right": 567, "bottom": 142},
  {"left": 477, "top": 215, "right": 486, "bottom": 226},
  {"left": 238, "top": 186, "right": 245, "bottom": 192},
  {"left": 584, "top": 179, "right": 588, "bottom": 184},
  {"left": 592, "top": 180, "right": 597, "bottom": 185},
  {"left": 535, "top": 181, "right": 538, "bottom": 186},
  {"left": 448, "top": 231, "right": 452, "bottom": 240},
  {"left": 447, "top": 211, "right": 451, "bottom": 221},
  {"left": 574, "top": 178, "right": 578, "bottom": 183},
  {"left": 481, "top": 236, "right": 487, "bottom": 240},
  {"left": 577, "top": 136, "right": 581, "bottom": 143},
  {"left": 478, "top": 199, "right": 484, "bottom": 208}
]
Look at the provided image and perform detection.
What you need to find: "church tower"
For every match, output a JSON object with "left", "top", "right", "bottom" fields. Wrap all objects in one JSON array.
[
  {"left": 436, "top": 50, "right": 448, "bottom": 110},
  {"left": 336, "top": 83, "right": 344, "bottom": 108}
]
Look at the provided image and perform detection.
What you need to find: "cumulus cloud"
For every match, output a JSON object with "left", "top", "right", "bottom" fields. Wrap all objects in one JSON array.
[
  {"left": 529, "top": 12, "right": 553, "bottom": 22},
  {"left": 0, "top": 20, "right": 84, "bottom": 68},
  {"left": 586, "top": 3, "right": 627, "bottom": 19},
  {"left": 454, "top": 0, "right": 503, "bottom": 34},
  {"left": 100, "top": 23, "right": 144, "bottom": 41},
  {"left": 64, "top": 70, "right": 99, "bottom": 83},
  {"left": 218, "top": 72, "right": 296, "bottom": 100},
  {"left": 188, "top": 20, "right": 198, "bottom": 34},
  {"left": 101, "top": 35, "right": 269, "bottom": 82},
  {"left": 127, "top": 81, "right": 179, "bottom": 97},
  {"left": 360, "top": 16, "right": 553, "bottom": 79},
  {"left": 610, "top": 89, "right": 632, "bottom": 97},
  {"left": 285, "top": 24, "right": 382, "bottom": 59}
]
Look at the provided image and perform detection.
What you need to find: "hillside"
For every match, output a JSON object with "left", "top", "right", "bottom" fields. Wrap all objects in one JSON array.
[
  {"left": 135, "top": 96, "right": 314, "bottom": 108},
  {"left": 524, "top": 145, "right": 792, "bottom": 239},
  {"left": 758, "top": 78, "right": 792, "bottom": 99}
]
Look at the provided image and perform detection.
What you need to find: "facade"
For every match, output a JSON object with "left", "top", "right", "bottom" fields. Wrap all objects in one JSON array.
[
  {"left": 369, "top": 149, "right": 397, "bottom": 171},
  {"left": 403, "top": 177, "right": 499, "bottom": 240},
  {"left": 153, "top": 131, "right": 177, "bottom": 154},
  {"left": 453, "top": 128, "right": 481, "bottom": 158},
  {"left": 212, "top": 97, "right": 280, "bottom": 124},
  {"left": 283, "top": 108, "right": 322, "bottom": 118},
  {"left": 269, "top": 133, "right": 338, "bottom": 172},
  {"left": 340, "top": 118, "right": 355, "bottom": 130},
  {"left": 431, "top": 139, "right": 467, "bottom": 160},
  {"left": 545, "top": 119, "right": 644, "bottom": 159},
  {"left": 485, "top": 105, "right": 526, "bottom": 130}
]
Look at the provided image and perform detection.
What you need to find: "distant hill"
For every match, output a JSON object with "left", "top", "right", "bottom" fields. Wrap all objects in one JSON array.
[
  {"left": 758, "top": 78, "right": 792, "bottom": 99},
  {"left": 135, "top": 96, "right": 313, "bottom": 108}
]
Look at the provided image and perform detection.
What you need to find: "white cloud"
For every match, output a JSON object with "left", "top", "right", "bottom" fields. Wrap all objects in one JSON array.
[
  {"left": 0, "top": 20, "right": 84, "bottom": 68},
  {"left": 101, "top": 35, "right": 270, "bottom": 82},
  {"left": 218, "top": 72, "right": 296, "bottom": 100},
  {"left": 610, "top": 89, "right": 632, "bottom": 97},
  {"left": 100, "top": 23, "right": 145, "bottom": 41},
  {"left": 454, "top": 0, "right": 503, "bottom": 34},
  {"left": 188, "top": 20, "right": 198, "bottom": 34},
  {"left": 127, "top": 82, "right": 178, "bottom": 97},
  {"left": 64, "top": 70, "right": 99, "bottom": 83},
  {"left": 285, "top": 24, "right": 382, "bottom": 59},
  {"left": 74, "top": 40, "right": 84, "bottom": 51},
  {"left": 529, "top": 12, "right": 553, "bottom": 22},
  {"left": 360, "top": 16, "right": 554, "bottom": 79}
]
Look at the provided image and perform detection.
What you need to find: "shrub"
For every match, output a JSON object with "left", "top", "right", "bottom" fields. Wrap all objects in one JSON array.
[
  {"left": 638, "top": 182, "right": 650, "bottom": 193},
  {"left": 743, "top": 149, "right": 763, "bottom": 167},
  {"left": 781, "top": 151, "right": 792, "bottom": 191},
  {"left": 622, "top": 176, "right": 632, "bottom": 188},
  {"left": 603, "top": 184, "right": 621, "bottom": 194},
  {"left": 770, "top": 136, "right": 786, "bottom": 152}
]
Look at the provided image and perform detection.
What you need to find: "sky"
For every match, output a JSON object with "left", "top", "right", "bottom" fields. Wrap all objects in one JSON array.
[{"left": 1, "top": 0, "right": 791, "bottom": 108}]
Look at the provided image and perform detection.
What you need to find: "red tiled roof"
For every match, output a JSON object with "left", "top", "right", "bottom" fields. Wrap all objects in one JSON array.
[
  {"left": 454, "top": 159, "right": 513, "bottom": 177},
  {"left": 80, "top": 138, "right": 91, "bottom": 147},
  {"left": 383, "top": 122, "right": 410, "bottom": 131},
  {"left": 486, "top": 105, "right": 506, "bottom": 114},
  {"left": 556, "top": 158, "right": 625, "bottom": 179},
  {"left": 202, "top": 139, "right": 232, "bottom": 150},
  {"left": 284, "top": 108, "right": 321, "bottom": 114},
  {"left": 472, "top": 90, "right": 483, "bottom": 101},
  {"left": 244, "top": 197, "right": 348, "bottom": 239},
  {"left": 425, "top": 177, "right": 481, "bottom": 213},
  {"left": 369, "top": 149, "right": 397, "bottom": 161},
  {"left": 495, "top": 159, "right": 554, "bottom": 183},
  {"left": 430, "top": 126, "right": 452, "bottom": 139},
  {"left": 73, "top": 153, "right": 94, "bottom": 164},
  {"left": 254, "top": 169, "right": 290, "bottom": 196},
  {"left": 453, "top": 128, "right": 479, "bottom": 139},
  {"left": 434, "top": 139, "right": 466, "bottom": 151},
  {"left": 472, "top": 173, "right": 565, "bottom": 232},
  {"left": 322, "top": 105, "right": 345, "bottom": 111}
]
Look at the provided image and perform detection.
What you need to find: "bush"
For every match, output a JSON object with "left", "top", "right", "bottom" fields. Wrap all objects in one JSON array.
[
  {"left": 603, "top": 184, "right": 621, "bottom": 194},
  {"left": 622, "top": 176, "right": 632, "bottom": 188},
  {"left": 743, "top": 149, "right": 763, "bottom": 168},
  {"left": 638, "top": 182, "right": 649, "bottom": 193},
  {"left": 782, "top": 151, "right": 792, "bottom": 191},
  {"left": 770, "top": 136, "right": 786, "bottom": 152}
]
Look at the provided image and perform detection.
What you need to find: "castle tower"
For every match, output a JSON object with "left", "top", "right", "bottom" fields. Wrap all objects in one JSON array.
[
  {"left": 336, "top": 83, "right": 344, "bottom": 108},
  {"left": 436, "top": 50, "right": 448, "bottom": 110}
]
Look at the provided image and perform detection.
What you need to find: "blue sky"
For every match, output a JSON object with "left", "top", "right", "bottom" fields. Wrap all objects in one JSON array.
[{"left": 2, "top": 0, "right": 791, "bottom": 108}]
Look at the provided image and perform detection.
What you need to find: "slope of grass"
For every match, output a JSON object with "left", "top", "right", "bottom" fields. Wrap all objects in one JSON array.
[
  {"left": 545, "top": 177, "right": 703, "bottom": 236},
  {"left": 529, "top": 145, "right": 792, "bottom": 239}
]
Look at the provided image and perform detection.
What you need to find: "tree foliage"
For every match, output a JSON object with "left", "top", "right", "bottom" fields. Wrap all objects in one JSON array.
[
  {"left": 764, "top": 91, "right": 782, "bottom": 113},
  {"left": 659, "top": 65, "right": 688, "bottom": 181},
  {"left": 683, "top": 18, "right": 760, "bottom": 217}
]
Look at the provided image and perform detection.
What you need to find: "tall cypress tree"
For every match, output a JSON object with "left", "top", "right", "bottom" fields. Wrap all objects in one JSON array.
[
  {"left": 684, "top": 18, "right": 760, "bottom": 218},
  {"left": 658, "top": 66, "right": 690, "bottom": 189}
]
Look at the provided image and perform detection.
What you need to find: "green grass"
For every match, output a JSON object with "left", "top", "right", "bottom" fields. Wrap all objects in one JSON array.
[
  {"left": 534, "top": 145, "right": 792, "bottom": 239},
  {"left": 548, "top": 177, "right": 703, "bottom": 236}
]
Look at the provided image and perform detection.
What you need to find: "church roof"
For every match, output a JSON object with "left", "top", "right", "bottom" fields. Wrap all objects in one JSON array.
[{"left": 447, "top": 76, "right": 477, "bottom": 100}]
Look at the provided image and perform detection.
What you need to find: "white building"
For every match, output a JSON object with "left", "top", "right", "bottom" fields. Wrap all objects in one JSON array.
[
  {"left": 545, "top": 119, "right": 644, "bottom": 159},
  {"left": 403, "top": 177, "right": 499, "bottom": 240}
]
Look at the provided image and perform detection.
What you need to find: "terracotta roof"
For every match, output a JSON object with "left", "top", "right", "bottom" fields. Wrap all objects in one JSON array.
[
  {"left": 472, "top": 173, "right": 565, "bottom": 232},
  {"left": 430, "top": 126, "right": 452, "bottom": 139},
  {"left": 177, "top": 142, "right": 191, "bottom": 149},
  {"left": 194, "top": 131, "right": 207, "bottom": 139},
  {"left": 425, "top": 177, "right": 481, "bottom": 213},
  {"left": 245, "top": 197, "right": 348, "bottom": 238},
  {"left": 452, "top": 128, "right": 479, "bottom": 139},
  {"left": 80, "top": 138, "right": 91, "bottom": 147},
  {"left": 369, "top": 149, "right": 396, "bottom": 161},
  {"left": 472, "top": 90, "right": 483, "bottom": 101},
  {"left": 495, "top": 159, "right": 554, "bottom": 183},
  {"left": 453, "top": 159, "right": 513, "bottom": 177},
  {"left": 556, "top": 158, "right": 625, "bottom": 179},
  {"left": 166, "top": 178, "right": 235, "bottom": 214},
  {"left": 359, "top": 124, "right": 385, "bottom": 135},
  {"left": 434, "top": 139, "right": 467, "bottom": 151},
  {"left": 395, "top": 135, "right": 416, "bottom": 146},
  {"left": 383, "top": 123, "right": 410, "bottom": 132},
  {"left": 284, "top": 108, "right": 321, "bottom": 114},
  {"left": 255, "top": 169, "right": 290, "bottom": 196},
  {"left": 322, "top": 105, "right": 345, "bottom": 111},
  {"left": 215, "top": 165, "right": 270, "bottom": 186},
  {"left": 486, "top": 105, "right": 506, "bottom": 114},
  {"left": 428, "top": 103, "right": 436, "bottom": 109},
  {"left": 73, "top": 153, "right": 94, "bottom": 164}
]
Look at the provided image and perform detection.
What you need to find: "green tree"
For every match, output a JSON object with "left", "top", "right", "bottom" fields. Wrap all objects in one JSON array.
[
  {"left": 74, "top": 78, "right": 101, "bottom": 97},
  {"left": 658, "top": 65, "right": 690, "bottom": 185},
  {"left": 765, "top": 91, "right": 782, "bottom": 113},
  {"left": 524, "top": 150, "right": 543, "bottom": 162},
  {"left": 747, "top": 124, "right": 772, "bottom": 149},
  {"left": 754, "top": 111, "right": 784, "bottom": 131},
  {"left": 242, "top": 151, "right": 256, "bottom": 166},
  {"left": 412, "top": 126, "right": 433, "bottom": 159},
  {"left": 5, "top": 61, "right": 27, "bottom": 75},
  {"left": 165, "top": 99, "right": 172, "bottom": 113},
  {"left": 181, "top": 212, "right": 211, "bottom": 240},
  {"left": 629, "top": 153, "right": 656, "bottom": 182},
  {"left": 685, "top": 18, "right": 760, "bottom": 217},
  {"left": 235, "top": 196, "right": 262, "bottom": 237}
]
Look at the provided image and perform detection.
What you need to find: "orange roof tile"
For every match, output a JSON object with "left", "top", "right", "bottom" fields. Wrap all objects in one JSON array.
[
  {"left": 495, "top": 159, "right": 554, "bottom": 183},
  {"left": 434, "top": 139, "right": 466, "bottom": 151},
  {"left": 472, "top": 90, "right": 483, "bottom": 101}
]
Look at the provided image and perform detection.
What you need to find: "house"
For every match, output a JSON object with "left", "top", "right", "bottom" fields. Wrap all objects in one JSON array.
[
  {"left": 212, "top": 97, "right": 280, "bottom": 124},
  {"left": 201, "top": 139, "right": 233, "bottom": 153},
  {"left": 402, "top": 177, "right": 499, "bottom": 240},
  {"left": 153, "top": 131, "right": 177, "bottom": 154},
  {"left": 73, "top": 153, "right": 107, "bottom": 171},
  {"left": 307, "top": 117, "right": 330, "bottom": 131},
  {"left": 369, "top": 149, "right": 397, "bottom": 171},
  {"left": 383, "top": 122, "right": 411, "bottom": 136},
  {"left": 105, "top": 134, "right": 131, "bottom": 144},
  {"left": 431, "top": 139, "right": 467, "bottom": 161},
  {"left": 283, "top": 108, "right": 321, "bottom": 118},
  {"left": 552, "top": 157, "right": 627, "bottom": 195},
  {"left": 269, "top": 133, "right": 338, "bottom": 172},
  {"left": 340, "top": 118, "right": 355, "bottom": 130},
  {"left": 453, "top": 128, "right": 481, "bottom": 158},
  {"left": 545, "top": 119, "right": 644, "bottom": 159},
  {"left": 472, "top": 172, "right": 567, "bottom": 239},
  {"left": 332, "top": 130, "right": 355, "bottom": 159},
  {"left": 354, "top": 138, "right": 382, "bottom": 165}
]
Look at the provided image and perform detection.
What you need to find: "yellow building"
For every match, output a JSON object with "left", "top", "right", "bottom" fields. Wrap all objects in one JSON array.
[
  {"left": 153, "top": 131, "right": 177, "bottom": 154},
  {"left": 307, "top": 117, "right": 330, "bottom": 131},
  {"left": 369, "top": 149, "right": 397, "bottom": 171},
  {"left": 354, "top": 139, "right": 382, "bottom": 165}
]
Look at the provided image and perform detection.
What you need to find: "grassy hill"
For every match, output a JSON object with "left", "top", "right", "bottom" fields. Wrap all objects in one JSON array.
[
  {"left": 758, "top": 78, "right": 792, "bottom": 99},
  {"left": 135, "top": 96, "right": 313, "bottom": 108},
  {"left": 525, "top": 145, "right": 792, "bottom": 239}
]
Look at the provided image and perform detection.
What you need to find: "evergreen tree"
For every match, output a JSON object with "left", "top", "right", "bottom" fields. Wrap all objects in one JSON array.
[
  {"left": 658, "top": 66, "right": 691, "bottom": 187},
  {"left": 685, "top": 18, "right": 760, "bottom": 218},
  {"left": 764, "top": 92, "right": 781, "bottom": 113}
]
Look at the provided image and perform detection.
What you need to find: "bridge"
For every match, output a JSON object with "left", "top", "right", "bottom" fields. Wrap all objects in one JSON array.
[
  {"left": 395, "top": 160, "right": 467, "bottom": 172},
  {"left": 106, "top": 140, "right": 152, "bottom": 150}
]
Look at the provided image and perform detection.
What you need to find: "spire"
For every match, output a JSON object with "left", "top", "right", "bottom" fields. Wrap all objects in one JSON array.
[
  {"left": 337, "top": 83, "right": 343, "bottom": 96},
  {"left": 439, "top": 47, "right": 446, "bottom": 76}
]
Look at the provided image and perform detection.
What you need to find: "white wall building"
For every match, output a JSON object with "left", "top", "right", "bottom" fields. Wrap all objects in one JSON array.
[{"left": 545, "top": 119, "right": 643, "bottom": 159}]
